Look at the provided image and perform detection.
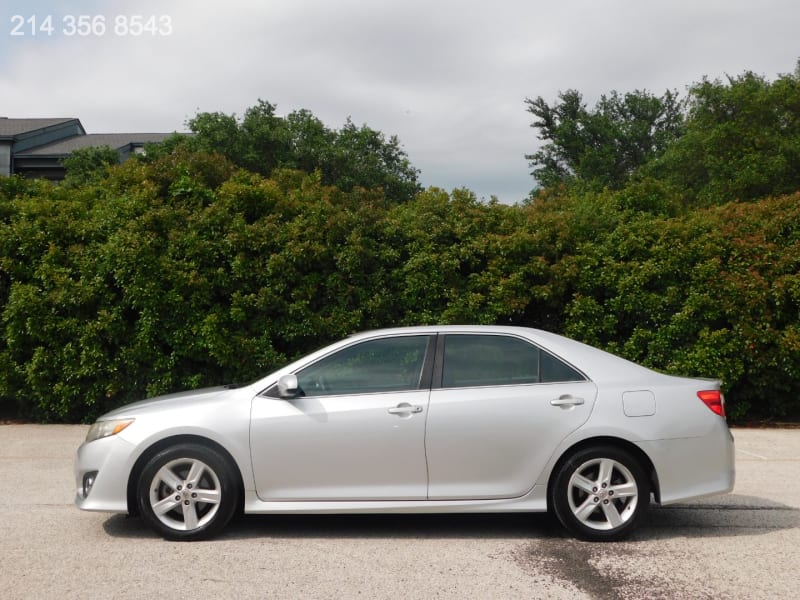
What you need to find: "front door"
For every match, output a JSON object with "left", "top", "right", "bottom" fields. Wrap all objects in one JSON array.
[{"left": 250, "top": 334, "right": 433, "bottom": 501}]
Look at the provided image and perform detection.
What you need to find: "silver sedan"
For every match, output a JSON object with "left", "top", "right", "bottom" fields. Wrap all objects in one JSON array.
[{"left": 75, "top": 325, "right": 735, "bottom": 541}]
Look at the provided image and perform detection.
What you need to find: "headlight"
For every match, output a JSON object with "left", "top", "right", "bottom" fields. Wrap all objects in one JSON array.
[{"left": 85, "top": 418, "right": 135, "bottom": 443}]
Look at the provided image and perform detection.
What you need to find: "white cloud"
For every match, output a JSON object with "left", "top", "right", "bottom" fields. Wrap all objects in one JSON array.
[{"left": 1, "top": 0, "right": 798, "bottom": 203}]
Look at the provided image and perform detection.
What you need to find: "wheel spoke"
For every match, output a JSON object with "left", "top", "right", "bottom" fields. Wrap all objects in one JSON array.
[
  {"left": 610, "top": 481, "right": 638, "bottom": 498},
  {"left": 193, "top": 488, "right": 221, "bottom": 505},
  {"left": 185, "top": 460, "right": 206, "bottom": 487},
  {"left": 152, "top": 495, "right": 181, "bottom": 516},
  {"left": 597, "top": 459, "right": 615, "bottom": 485},
  {"left": 574, "top": 496, "right": 600, "bottom": 523},
  {"left": 182, "top": 501, "right": 199, "bottom": 530},
  {"left": 601, "top": 501, "right": 623, "bottom": 528},
  {"left": 155, "top": 465, "right": 182, "bottom": 491},
  {"left": 572, "top": 473, "right": 597, "bottom": 494}
]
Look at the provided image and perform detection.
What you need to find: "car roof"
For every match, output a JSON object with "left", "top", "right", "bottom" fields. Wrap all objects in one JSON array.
[{"left": 346, "top": 325, "right": 656, "bottom": 383}]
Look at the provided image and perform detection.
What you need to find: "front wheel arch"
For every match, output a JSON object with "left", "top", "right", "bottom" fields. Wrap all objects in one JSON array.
[{"left": 127, "top": 435, "right": 244, "bottom": 518}]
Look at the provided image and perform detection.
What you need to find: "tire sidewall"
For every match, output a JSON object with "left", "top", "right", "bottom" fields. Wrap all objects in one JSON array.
[
  {"left": 137, "top": 443, "right": 238, "bottom": 541},
  {"left": 551, "top": 445, "right": 650, "bottom": 542}
]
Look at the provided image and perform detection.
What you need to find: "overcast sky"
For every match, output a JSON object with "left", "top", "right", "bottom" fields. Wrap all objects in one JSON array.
[{"left": 2, "top": 0, "right": 797, "bottom": 203}]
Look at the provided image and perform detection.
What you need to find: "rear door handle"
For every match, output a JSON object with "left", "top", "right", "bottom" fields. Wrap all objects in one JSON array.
[
  {"left": 550, "top": 395, "right": 585, "bottom": 407},
  {"left": 387, "top": 404, "right": 423, "bottom": 415}
]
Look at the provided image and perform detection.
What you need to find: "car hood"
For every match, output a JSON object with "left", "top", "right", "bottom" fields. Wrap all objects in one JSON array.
[{"left": 98, "top": 386, "right": 235, "bottom": 420}]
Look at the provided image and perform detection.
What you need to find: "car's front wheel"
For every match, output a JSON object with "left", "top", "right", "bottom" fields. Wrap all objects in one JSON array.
[
  {"left": 551, "top": 445, "right": 650, "bottom": 541},
  {"left": 137, "top": 443, "right": 239, "bottom": 541}
]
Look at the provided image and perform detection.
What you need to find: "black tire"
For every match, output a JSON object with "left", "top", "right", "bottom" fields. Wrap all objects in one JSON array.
[
  {"left": 551, "top": 445, "right": 650, "bottom": 541},
  {"left": 137, "top": 443, "right": 239, "bottom": 541}
]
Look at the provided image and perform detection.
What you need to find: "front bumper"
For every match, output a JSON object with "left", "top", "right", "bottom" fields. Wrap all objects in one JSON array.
[{"left": 74, "top": 435, "right": 137, "bottom": 512}]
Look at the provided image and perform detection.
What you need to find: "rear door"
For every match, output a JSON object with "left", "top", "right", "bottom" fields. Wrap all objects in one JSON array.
[{"left": 425, "top": 333, "right": 597, "bottom": 499}]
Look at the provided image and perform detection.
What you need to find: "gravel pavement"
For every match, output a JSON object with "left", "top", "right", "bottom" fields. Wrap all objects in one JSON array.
[{"left": 1, "top": 425, "right": 798, "bottom": 599}]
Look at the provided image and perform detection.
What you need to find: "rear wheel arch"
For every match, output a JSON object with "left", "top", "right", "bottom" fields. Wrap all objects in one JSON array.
[
  {"left": 126, "top": 435, "right": 244, "bottom": 517},
  {"left": 548, "top": 436, "right": 660, "bottom": 506}
]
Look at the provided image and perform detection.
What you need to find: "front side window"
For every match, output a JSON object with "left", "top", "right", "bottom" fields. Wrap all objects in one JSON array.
[
  {"left": 441, "top": 334, "right": 585, "bottom": 388},
  {"left": 296, "top": 335, "right": 430, "bottom": 397}
]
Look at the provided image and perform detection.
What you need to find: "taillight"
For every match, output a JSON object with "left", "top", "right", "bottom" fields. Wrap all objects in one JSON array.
[{"left": 698, "top": 390, "right": 725, "bottom": 417}]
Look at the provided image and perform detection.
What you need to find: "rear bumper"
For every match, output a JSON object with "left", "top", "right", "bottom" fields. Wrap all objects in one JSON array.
[{"left": 637, "top": 420, "right": 735, "bottom": 505}]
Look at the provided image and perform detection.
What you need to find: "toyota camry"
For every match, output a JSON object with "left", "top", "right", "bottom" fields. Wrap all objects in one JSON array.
[{"left": 75, "top": 325, "right": 735, "bottom": 541}]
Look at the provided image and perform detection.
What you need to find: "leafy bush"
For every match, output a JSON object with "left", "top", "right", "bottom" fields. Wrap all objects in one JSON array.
[
  {"left": 1, "top": 83, "right": 799, "bottom": 422},
  {"left": 560, "top": 194, "right": 800, "bottom": 420}
]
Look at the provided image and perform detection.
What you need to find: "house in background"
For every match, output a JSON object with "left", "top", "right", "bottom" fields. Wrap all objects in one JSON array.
[{"left": 0, "top": 117, "right": 175, "bottom": 180}]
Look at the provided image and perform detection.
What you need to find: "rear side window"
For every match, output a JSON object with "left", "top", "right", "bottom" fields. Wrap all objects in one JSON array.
[{"left": 441, "top": 334, "right": 585, "bottom": 388}]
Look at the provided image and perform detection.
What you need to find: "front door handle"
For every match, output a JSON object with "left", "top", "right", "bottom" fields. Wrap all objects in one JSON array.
[
  {"left": 387, "top": 403, "right": 423, "bottom": 415},
  {"left": 550, "top": 395, "right": 585, "bottom": 407}
]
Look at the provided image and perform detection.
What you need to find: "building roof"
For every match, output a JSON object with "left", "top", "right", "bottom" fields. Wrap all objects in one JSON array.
[
  {"left": 0, "top": 117, "right": 80, "bottom": 137},
  {"left": 2, "top": 117, "right": 185, "bottom": 180},
  {"left": 17, "top": 133, "right": 176, "bottom": 156}
]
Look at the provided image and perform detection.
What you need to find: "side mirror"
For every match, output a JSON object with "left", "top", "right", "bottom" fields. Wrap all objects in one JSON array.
[{"left": 277, "top": 374, "right": 299, "bottom": 399}]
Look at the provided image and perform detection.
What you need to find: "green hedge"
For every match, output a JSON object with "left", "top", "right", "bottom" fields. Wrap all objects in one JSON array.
[{"left": 0, "top": 152, "right": 798, "bottom": 422}]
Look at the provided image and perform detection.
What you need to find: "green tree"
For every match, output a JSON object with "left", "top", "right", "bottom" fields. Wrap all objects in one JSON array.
[
  {"left": 61, "top": 146, "right": 120, "bottom": 187},
  {"left": 526, "top": 89, "right": 685, "bottom": 191},
  {"left": 647, "top": 65, "right": 800, "bottom": 205},
  {"left": 324, "top": 118, "right": 421, "bottom": 203},
  {"left": 183, "top": 100, "right": 421, "bottom": 202}
]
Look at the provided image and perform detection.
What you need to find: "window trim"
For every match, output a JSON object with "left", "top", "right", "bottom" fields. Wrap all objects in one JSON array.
[
  {"left": 432, "top": 333, "right": 588, "bottom": 390},
  {"left": 265, "top": 333, "right": 437, "bottom": 398}
]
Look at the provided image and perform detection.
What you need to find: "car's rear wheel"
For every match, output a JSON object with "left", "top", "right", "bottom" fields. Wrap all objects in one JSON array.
[
  {"left": 551, "top": 445, "right": 649, "bottom": 541},
  {"left": 137, "top": 443, "right": 238, "bottom": 541}
]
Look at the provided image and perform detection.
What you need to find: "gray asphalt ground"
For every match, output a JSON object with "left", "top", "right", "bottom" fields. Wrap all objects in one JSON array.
[{"left": 1, "top": 425, "right": 798, "bottom": 599}]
